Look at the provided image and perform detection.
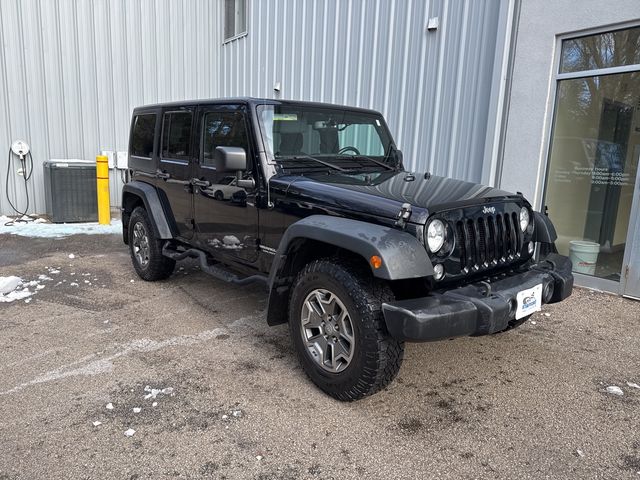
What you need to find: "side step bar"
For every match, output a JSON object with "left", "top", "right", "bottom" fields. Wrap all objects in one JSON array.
[{"left": 162, "top": 243, "right": 268, "bottom": 288}]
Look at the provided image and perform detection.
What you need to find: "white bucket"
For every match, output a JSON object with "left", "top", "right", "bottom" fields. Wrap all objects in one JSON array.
[{"left": 569, "top": 240, "right": 600, "bottom": 275}]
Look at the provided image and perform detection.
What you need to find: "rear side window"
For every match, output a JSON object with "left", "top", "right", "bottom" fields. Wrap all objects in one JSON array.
[
  {"left": 130, "top": 114, "right": 156, "bottom": 158},
  {"left": 161, "top": 111, "right": 193, "bottom": 160}
]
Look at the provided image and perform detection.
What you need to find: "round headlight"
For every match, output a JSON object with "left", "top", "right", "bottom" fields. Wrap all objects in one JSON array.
[
  {"left": 519, "top": 207, "right": 530, "bottom": 232},
  {"left": 426, "top": 219, "right": 446, "bottom": 253}
]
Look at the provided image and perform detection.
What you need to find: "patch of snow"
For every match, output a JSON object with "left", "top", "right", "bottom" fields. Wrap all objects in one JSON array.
[
  {"left": 36, "top": 285, "right": 45, "bottom": 290},
  {"left": 576, "top": 449, "right": 585, "bottom": 458},
  {"left": 0, "top": 277, "right": 36, "bottom": 303},
  {"left": 152, "top": 402, "right": 158, "bottom": 407},
  {"left": 256, "top": 456, "right": 263, "bottom": 461},
  {"left": 133, "top": 407, "right": 141, "bottom": 413},
  {"left": 530, "top": 321, "right": 537, "bottom": 325},
  {"left": 70, "top": 282, "right": 79, "bottom": 287},
  {"left": 93, "top": 421, "right": 102, "bottom": 427},
  {"left": 68, "top": 254, "right": 75, "bottom": 259},
  {"left": 124, "top": 428, "right": 136, "bottom": 437},
  {"left": 626, "top": 382, "right": 640, "bottom": 390},
  {"left": 38, "top": 274, "right": 52, "bottom": 281},
  {"left": 222, "top": 414, "right": 228, "bottom": 420},
  {"left": 106, "top": 403, "right": 114, "bottom": 410},
  {"left": 232, "top": 409, "right": 243, "bottom": 418},
  {"left": 0, "top": 218, "right": 121, "bottom": 238},
  {"left": 543, "top": 312, "right": 551, "bottom": 317},
  {"left": 25, "top": 298, "right": 32, "bottom": 304},
  {"left": 161, "top": 387, "right": 174, "bottom": 395},
  {"left": 606, "top": 386, "right": 623, "bottom": 396},
  {"left": 0, "top": 276, "right": 22, "bottom": 295},
  {"left": 48, "top": 269, "right": 61, "bottom": 274}
]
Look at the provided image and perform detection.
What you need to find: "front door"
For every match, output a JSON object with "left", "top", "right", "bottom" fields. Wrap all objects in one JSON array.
[
  {"left": 192, "top": 104, "right": 259, "bottom": 264},
  {"left": 156, "top": 107, "right": 196, "bottom": 240}
]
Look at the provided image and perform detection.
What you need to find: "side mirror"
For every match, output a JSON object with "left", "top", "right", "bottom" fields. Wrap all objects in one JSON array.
[{"left": 214, "top": 146, "right": 247, "bottom": 172}]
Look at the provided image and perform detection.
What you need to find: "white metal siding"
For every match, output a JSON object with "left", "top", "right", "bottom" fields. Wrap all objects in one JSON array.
[{"left": 0, "top": 0, "right": 510, "bottom": 216}]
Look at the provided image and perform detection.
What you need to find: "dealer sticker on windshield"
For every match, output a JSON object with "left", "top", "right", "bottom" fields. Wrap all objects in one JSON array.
[{"left": 515, "top": 283, "right": 543, "bottom": 320}]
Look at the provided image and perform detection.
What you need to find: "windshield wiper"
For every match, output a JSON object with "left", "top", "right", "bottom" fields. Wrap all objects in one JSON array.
[
  {"left": 276, "top": 155, "right": 347, "bottom": 172},
  {"left": 349, "top": 154, "right": 395, "bottom": 171}
]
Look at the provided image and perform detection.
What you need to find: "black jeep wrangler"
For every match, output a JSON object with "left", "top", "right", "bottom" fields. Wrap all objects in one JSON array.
[{"left": 122, "top": 98, "right": 573, "bottom": 401}]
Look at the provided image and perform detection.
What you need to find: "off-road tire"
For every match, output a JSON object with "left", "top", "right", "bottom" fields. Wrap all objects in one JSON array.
[
  {"left": 128, "top": 206, "right": 175, "bottom": 281},
  {"left": 289, "top": 259, "right": 404, "bottom": 401}
]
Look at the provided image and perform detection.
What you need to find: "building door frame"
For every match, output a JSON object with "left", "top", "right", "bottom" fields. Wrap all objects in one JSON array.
[{"left": 538, "top": 20, "right": 640, "bottom": 295}]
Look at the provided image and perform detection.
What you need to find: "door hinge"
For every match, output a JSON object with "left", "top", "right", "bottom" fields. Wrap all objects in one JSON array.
[{"left": 625, "top": 264, "right": 630, "bottom": 279}]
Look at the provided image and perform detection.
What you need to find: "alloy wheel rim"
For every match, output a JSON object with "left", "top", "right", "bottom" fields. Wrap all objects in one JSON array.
[
  {"left": 132, "top": 222, "right": 150, "bottom": 267},
  {"left": 300, "top": 288, "right": 355, "bottom": 373}
]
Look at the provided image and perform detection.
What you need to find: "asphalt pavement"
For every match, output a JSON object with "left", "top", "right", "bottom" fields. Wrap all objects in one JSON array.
[{"left": 1, "top": 231, "right": 639, "bottom": 479}]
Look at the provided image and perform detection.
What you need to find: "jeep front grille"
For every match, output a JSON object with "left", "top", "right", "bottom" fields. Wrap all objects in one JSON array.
[{"left": 455, "top": 212, "right": 522, "bottom": 272}]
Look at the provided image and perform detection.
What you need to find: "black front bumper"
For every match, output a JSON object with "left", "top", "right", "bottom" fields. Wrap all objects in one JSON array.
[{"left": 382, "top": 253, "right": 573, "bottom": 342}]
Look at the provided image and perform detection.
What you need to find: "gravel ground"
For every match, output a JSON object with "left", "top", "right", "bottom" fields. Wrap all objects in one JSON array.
[{"left": 1, "top": 231, "right": 639, "bottom": 480}]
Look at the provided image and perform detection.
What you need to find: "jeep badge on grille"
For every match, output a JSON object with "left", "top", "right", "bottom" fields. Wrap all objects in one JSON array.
[{"left": 483, "top": 206, "right": 496, "bottom": 214}]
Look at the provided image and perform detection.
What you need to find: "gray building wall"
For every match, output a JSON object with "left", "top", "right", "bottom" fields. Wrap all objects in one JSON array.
[
  {"left": 500, "top": 0, "right": 640, "bottom": 208},
  {"left": 0, "top": 0, "right": 513, "bottom": 217}
]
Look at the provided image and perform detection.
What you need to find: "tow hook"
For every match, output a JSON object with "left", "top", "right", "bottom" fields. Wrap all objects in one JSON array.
[{"left": 395, "top": 203, "right": 412, "bottom": 229}]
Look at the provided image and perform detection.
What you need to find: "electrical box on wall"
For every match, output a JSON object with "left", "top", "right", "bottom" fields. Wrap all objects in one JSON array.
[{"left": 116, "top": 151, "right": 128, "bottom": 169}]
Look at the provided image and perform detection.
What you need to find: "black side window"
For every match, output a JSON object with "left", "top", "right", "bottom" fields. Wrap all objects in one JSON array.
[
  {"left": 161, "top": 111, "right": 193, "bottom": 160},
  {"left": 131, "top": 114, "right": 156, "bottom": 158},
  {"left": 201, "top": 111, "right": 249, "bottom": 167}
]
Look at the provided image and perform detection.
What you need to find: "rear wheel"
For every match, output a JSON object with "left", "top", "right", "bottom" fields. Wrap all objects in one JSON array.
[
  {"left": 289, "top": 259, "right": 404, "bottom": 401},
  {"left": 128, "top": 207, "right": 175, "bottom": 281}
]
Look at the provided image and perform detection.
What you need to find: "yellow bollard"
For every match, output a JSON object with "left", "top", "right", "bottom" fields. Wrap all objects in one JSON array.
[{"left": 96, "top": 155, "right": 110, "bottom": 225}]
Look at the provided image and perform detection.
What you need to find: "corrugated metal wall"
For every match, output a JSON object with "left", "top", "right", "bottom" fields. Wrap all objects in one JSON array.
[
  {"left": 0, "top": 0, "right": 223, "bottom": 216},
  {"left": 221, "top": 0, "right": 511, "bottom": 179},
  {"left": 0, "top": 0, "right": 511, "bottom": 217}
]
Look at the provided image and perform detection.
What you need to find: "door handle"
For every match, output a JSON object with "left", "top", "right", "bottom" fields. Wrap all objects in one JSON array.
[
  {"left": 191, "top": 178, "right": 211, "bottom": 188},
  {"left": 156, "top": 171, "right": 171, "bottom": 180}
]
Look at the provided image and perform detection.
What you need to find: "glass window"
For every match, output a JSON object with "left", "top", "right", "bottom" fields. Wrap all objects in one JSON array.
[
  {"left": 338, "top": 124, "right": 385, "bottom": 156},
  {"left": 201, "top": 111, "right": 249, "bottom": 167},
  {"left": 161, "top": 111, "right": 193, "bottom": 159},
  {"left": 560, "top": 26, "right": 640, "bottom": 73},
  {"left": 545, "top": 71, "right": 640, "bottom": 280},
  {"left": 130, "top": 114, "right": 156, "bottom": 158},
  {"left": 224, "top": 0, "right": 246, "bottom": 40},
  {"left": 257, "top": 105, "right": 392, "bottom": 162}
]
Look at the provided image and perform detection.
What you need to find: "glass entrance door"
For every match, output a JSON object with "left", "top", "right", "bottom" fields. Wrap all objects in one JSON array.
[{"left": 545, "top": 26, "right": 640, "bottom": 288}]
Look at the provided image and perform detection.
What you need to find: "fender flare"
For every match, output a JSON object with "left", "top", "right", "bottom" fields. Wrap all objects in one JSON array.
[
  {"left": 121, "top": 181, "right": 175, "bottom": 239},
  {"left": 532, "top": 211, "right": 557, "bottom": 244},
  {"left": 265, "top": 215, "right": 433, "bottom": 326},
  {"left": 269, "top": 215, "right": 434, "bottom": 286}
]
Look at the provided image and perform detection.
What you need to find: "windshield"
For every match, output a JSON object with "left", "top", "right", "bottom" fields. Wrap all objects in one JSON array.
[{"left": 256, "top": 104, "right": 396, "bottom": 171}]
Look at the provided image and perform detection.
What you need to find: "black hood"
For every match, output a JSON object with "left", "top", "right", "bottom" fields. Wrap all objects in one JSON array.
[{"left": 270, "top": 170, "right": 521, "bottom": 225}]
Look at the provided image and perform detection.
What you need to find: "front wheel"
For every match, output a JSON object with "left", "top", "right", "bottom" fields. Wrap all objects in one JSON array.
[{"left": 289, "top": 259, "right": 404, "bottom": 401}]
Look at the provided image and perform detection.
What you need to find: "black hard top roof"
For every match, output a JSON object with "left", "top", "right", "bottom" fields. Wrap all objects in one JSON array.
[{"left": 132, "top": 97, "right": 382, "bottom": 116}]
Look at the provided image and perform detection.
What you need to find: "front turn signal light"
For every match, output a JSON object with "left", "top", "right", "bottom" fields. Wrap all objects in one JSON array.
[{"left": 370, "top": 255, "right": 382, "bottom": 269}]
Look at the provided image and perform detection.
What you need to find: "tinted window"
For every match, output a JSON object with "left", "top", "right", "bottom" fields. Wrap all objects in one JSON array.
[
  {"left": 131, "top": 114, "right": 156, "bottom": 158},
  {"left": 162, "top": 111, "right": 193, "bottom": 159},
  {"left": 201, "top": 111, "right": 249, "bottom": 167}
]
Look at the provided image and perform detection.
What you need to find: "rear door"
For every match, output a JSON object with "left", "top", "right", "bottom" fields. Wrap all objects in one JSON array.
[
  {"left": 192, "top": 104, "right": 260, "bottom": 264},
  {"left": 156, "top": 107, "right": 196, "bottom": 240}
]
